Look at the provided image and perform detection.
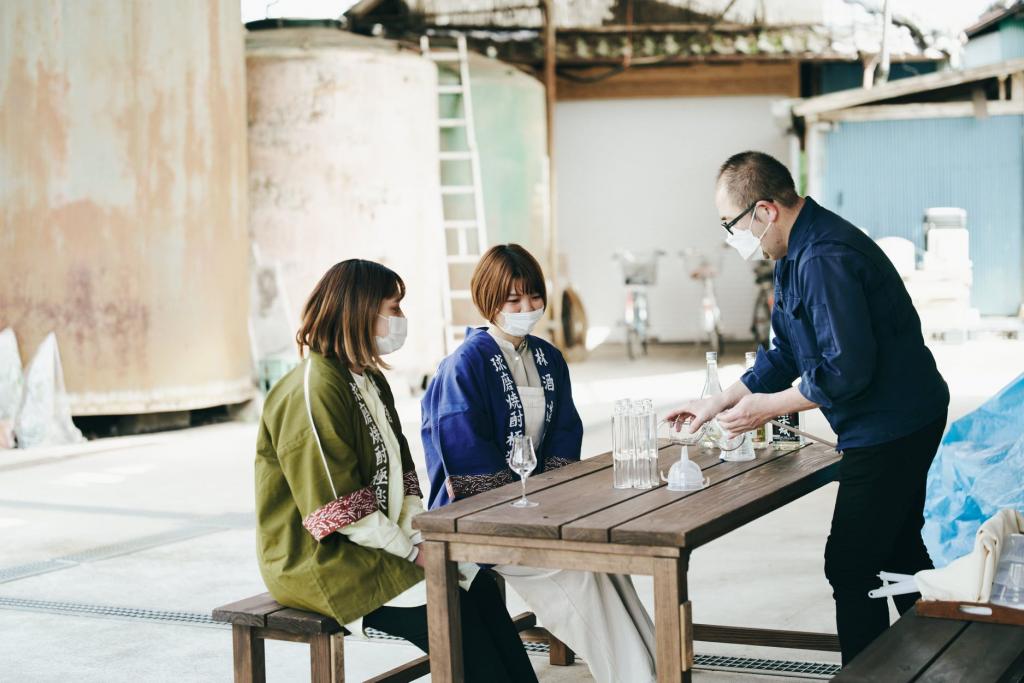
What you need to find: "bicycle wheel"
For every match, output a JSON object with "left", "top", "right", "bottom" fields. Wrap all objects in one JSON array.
[
  {"left": 751, "top": 291, "right": 771, "bottom": 349},
  {"left": 626, "top": 328, "right": 640, "bottom": 361},
  {"left": 710, "top": 328, "right": 723, "bottom": 355}
]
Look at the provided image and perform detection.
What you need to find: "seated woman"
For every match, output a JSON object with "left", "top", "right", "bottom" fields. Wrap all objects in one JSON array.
[
  {"left": 256, "top": 259, "right": 537, "bottom": 683},
  {"left": 421, "top": 244, "right": 657, "bottom": 683}
]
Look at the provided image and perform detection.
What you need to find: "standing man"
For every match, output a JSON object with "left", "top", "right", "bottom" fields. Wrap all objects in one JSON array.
[{"left": 667, "top": 151, "right": 949, "bottom": 664}]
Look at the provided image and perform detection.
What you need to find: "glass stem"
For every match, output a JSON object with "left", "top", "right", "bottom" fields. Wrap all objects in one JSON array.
[{"left": 520, "top": 475, "right": 528, "bottom": 504}]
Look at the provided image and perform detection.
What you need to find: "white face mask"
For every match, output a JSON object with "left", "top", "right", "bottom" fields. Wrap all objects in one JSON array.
[
  {"left": 726, "top": 210, "right": 774, "bottom": 261},
  {"left": 375, "top": 315, "right": 407, "bottom": 355},
  {"left": 496, "top": 307, "right": 545, "bottom": 337}
]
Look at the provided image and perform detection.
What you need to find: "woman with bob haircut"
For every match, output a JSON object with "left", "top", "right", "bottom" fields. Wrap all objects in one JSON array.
[
  {"left": 256, "top": 259, "right": 537, "bottom": 682},
  {"left": 421, "top": 244, "right": 657, "bottom": 683}
]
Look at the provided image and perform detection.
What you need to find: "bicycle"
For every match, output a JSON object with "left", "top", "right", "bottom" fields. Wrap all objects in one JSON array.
[
  {"left": 750, "top": 259, "right": 774, "bottom": 350},
  {"left": 680, "top": 246, "right": 726, "bottom": 354},
  {"left": 613, "top": 250, "right": 665, "bottom": 360}
]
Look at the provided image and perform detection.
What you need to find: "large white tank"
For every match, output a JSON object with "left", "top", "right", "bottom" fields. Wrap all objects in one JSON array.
[
  {"left": 0, "top": 0, "right": 252, "bottom": 415},
  {"left": 246, "top": 24, "right": 446, "bottom": 381}
]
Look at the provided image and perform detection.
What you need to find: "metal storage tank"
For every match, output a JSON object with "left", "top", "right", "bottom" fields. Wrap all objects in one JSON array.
[
  {"left": 438, "top": 52, "right": 550, "bottom": 327},
  {"left": 246, "top": 24, "right": 447, "bottom": 379},
  {"left": 0, "top": 0, "right": 252, "bottom": 415}
]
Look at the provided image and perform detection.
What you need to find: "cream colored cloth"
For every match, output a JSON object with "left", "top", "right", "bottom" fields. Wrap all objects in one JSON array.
[
  {"left": 496, "top": 565, "right": 656, "bottom": 683},
  {"left": 917, "top": 508, "right": 1024, "bottom": 602},
  {"left": 343, "top": 372, "right": 478, "bottom": 635},
  {"left": 488, "top": 328, "right": 541, "bottom": 387}
]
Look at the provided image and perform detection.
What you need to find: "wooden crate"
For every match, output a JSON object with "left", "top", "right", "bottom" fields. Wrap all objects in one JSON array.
[{"left": 916, "top": 599, "right": 1024, "bottom": 626}]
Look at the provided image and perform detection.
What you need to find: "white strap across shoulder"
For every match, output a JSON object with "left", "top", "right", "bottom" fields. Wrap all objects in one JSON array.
[{"left": 303, "top": 358, "right": 339, "bottom": 499}]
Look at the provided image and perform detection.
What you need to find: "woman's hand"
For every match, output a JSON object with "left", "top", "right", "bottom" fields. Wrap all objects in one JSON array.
[
  {"left": 717, "top": 393, "right": 774, "bottom": 438},
  {"left": 412, "top": 545, "right": 427, "bottom": 569}
]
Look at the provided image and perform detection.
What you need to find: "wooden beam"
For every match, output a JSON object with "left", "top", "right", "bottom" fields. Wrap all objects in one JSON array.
[
  {"left": 445, "top": 541, "right": 658, "bottom": 574},
  {"left": 693, "top": 623, "right": 841, "bottom": 651},
  {"left": 542, "top": 0, "right": 560, "bottom": 346},
  {"left": 557, "top": 61, "right": 800, "bottom": 100},
  {"left": 793, "top": 57, "right": 1024, "bottom": 117},
  {"left": 818, "top": 100, "right": 1024, "bottom": 122}
]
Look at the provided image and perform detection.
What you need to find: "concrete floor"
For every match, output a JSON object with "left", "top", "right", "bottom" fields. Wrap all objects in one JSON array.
[{"left": 1, "top": 338, "right": 1021, "bottom": 682}]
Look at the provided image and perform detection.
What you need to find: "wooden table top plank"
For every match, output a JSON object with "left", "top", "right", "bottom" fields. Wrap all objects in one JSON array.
[
  {"left": 562, "top": 446, "right": 789, "bottom": 543},
  {"left": 611, "top": 444, "right": 840, "bottom": 548},
  {"left": 455, "top": 444, "right": 704, "bottom": 539},
  {"left": 413, "top": 452, "right": 612, "bottom": 533},
  {"left": 916, "top": 619, "right": 1024, "bottom": 682},
  {"left": 832, "top": 609, "right": 968, "bottom": 683}
]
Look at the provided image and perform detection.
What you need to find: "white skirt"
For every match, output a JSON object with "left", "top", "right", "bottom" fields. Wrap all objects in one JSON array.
[{"left": 495, "top": 565, "right": 656, "bottom": 683}]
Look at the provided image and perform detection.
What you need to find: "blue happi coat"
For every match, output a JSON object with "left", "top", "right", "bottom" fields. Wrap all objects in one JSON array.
[{"left": 421, "top": 327, "right": 584, "bottom": 509}]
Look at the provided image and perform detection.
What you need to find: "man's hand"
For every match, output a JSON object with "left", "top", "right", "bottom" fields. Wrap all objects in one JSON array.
[
  {"left": 717, "top": 393, "right": 775, "bottom": 438},
  {"left": 663, "top": 396, "right": 726, "bottom": 434}
]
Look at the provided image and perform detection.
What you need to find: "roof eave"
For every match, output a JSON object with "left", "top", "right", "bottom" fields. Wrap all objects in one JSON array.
[{"left": 793, "top": 57, "right": 1024, "bottom": 118}]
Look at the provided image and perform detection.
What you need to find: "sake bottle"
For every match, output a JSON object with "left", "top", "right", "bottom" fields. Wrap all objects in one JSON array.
[
  {"left": 745, "top": 352, "right": 771, "bottom": 449},
  {"left": 700, "top": 352, "right": 722, "bottom": 449}
]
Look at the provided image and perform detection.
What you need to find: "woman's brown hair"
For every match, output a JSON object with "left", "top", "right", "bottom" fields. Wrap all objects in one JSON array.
[
  {"left": 296, "top": 259, "right": 405, "bottom": 370},
  {"left": 470, "top": 244, "right": 547, "bottom": 323}
]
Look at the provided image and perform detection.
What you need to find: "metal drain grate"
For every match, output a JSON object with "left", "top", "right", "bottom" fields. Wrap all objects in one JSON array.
[
  {"left": 0, "top": 517, "right": 253, "bottom": 584},
  {"left": 695, "top": 654, "right": 839, "bottom": 679},
  {"left": 0, "top": 596, "right": 219, "bottom": 628},
  {"left": 60, "top": 526, "right": 224, "bottom": 563},
  {"left": 0, "top": 560, "right": 77, "bottom": 583}
]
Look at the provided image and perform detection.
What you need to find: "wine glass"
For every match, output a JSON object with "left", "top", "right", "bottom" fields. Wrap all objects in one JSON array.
[{"left": 508, "top": 435, "right": 538, "bottom": 508}]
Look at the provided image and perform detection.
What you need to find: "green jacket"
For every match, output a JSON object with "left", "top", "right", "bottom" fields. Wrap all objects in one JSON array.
[{"left": 255, "top": 352, "right": 424, "bottom": 624}]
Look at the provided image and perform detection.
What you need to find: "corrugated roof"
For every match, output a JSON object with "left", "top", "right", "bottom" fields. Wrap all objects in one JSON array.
[
  {"left": 350, "top": 0, "right": 958, "bottom": 63},
  {"left": 964, "top": 1, "right": 1024, "bottom": 39}
]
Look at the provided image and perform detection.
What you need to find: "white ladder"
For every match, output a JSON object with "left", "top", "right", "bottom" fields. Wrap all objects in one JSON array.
[{"left": 421, "top": 33, "right": 489, "bottom": 355}]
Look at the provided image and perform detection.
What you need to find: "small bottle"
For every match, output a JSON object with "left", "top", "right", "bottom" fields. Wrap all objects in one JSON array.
[
  {"left": 700, "top": 352, "right": 722, "bottom": 450},
  {"left": 772, "top": 411, "right": 804, "bottom": 450},
  {"left": 612, "top": 399, "right": 633, "bottom": 488},
  {"left": 745, "top": 351, "right": 771, "bottom": 449}
]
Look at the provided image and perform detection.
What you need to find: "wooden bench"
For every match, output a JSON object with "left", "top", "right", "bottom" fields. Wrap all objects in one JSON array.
[
  {"left": 213, "top": 582, "right": 573, "bottom": 682},
  {"left": 834, "top": 606, "right": 1024, "bottom": 682}
]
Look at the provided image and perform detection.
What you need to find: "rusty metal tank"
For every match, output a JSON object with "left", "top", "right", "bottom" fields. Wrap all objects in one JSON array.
[
  {"left": 246, "top": 24, "right": 447, "bottom": 378},
  {"left": 0, "top": 0, "right": 252, "bottom": 414}
]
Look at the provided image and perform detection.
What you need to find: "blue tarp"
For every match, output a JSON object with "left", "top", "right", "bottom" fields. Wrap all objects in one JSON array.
[{"left": 923, "top": 372, "right": 1024, "bottom": 567}]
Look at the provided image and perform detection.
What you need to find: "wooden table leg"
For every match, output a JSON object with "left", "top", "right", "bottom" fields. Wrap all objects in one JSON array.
[
  {"left": 330, "top": 633, "right": 345, "bottom": 683},
  {"left": 232, "top": 624, "right": 266, "bottom": 683},
  {"left": 654, "top": 554, "right": 691, "bottom": 683},
  {"left": 424, "top": 540, "right": 464, "bottom": 683},
  {"left": 310, "top": 633, "right": 332, "bottom": 683}
]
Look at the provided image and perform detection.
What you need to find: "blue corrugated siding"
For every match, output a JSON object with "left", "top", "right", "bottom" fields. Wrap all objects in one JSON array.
[
  {"left": 1000, "top": 19, "right": 1024, "bottom": 61},
  {"left": 821, "top": 116, "right": 1024, "bottom": 315}
]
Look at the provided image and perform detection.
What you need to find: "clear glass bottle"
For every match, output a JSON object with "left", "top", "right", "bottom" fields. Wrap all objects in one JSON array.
[
  {"left": 745, "top": 351, "right": 771, "bottom": 449},
  {"left": 700, "top": 352, "right": 722, "bottom": 449},
  {"left": 612, "top": 399, "right": 633, "bottom": 488}
]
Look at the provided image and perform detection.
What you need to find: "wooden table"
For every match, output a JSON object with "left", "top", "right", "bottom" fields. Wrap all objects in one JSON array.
[
  {"left": 413, "top": 441, "right": 843, "bottom": 682},
  {"left": 834, "top": 607, "right": 1024, "bottom": 682}
]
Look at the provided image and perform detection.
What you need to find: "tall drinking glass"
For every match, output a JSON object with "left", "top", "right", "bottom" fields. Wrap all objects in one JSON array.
[
  {"left": 508, "top": 434, "right": 538, "bottom": 508},
  {"left": 635, "top": 399, "right": 657, "bottom": 489},
  {"left": 612, "top": 399, "right": 632, "bottom": 489}
]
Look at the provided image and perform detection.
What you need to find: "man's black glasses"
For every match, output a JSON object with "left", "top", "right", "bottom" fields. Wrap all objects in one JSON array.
[{"left": 721, "top": 199, "right": 771, "bottom": 235}]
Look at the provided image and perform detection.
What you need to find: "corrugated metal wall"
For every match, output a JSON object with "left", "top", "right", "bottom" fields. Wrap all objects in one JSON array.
[{"left": 821, "top": 115, "right": 1024, "bottom": 315}]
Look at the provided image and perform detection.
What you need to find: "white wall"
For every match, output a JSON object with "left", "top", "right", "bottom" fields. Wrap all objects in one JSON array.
[{"left": 555, "top": 96, "right": 791, "bottom": 345}]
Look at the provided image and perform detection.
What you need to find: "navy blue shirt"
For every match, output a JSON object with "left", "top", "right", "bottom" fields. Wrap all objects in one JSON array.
[{"left": 741, "top": 197, "right": 949, "bottom": 451}]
